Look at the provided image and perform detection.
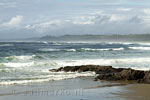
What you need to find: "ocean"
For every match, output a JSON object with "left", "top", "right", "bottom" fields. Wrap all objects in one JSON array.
[{"left": 0, "top": 41, "right": 150, "bottom": 85}]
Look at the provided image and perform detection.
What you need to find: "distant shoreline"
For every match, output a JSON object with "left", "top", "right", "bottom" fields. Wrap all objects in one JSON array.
[{"left": 1, "top": 34, "right": 150, "bottom": 42}]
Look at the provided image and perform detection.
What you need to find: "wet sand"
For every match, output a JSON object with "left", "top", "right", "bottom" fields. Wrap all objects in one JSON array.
[
  {"left": 0, "top": 77, "right": 128, "bottom": 100},
  {"left": 0, "top": 76, "right": 150, "bottom": 100},
  {"left": 121, "top": 84, "right": 150, "bottom": 100}
]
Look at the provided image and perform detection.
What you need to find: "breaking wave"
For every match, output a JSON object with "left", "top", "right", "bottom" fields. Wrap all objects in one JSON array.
[
  {"left": 0, "top": 57, "right": 150, "bottom": 85},
  {"left": 129, "top": 46, "right": 150, "bottom": 50},
  {"left": 1, "top": 41, "right": 150, "bottom": 85},
  {"left": 39, "top": 47, "right": 124, "bottom": 52},
  {"left": 0, "top": 72, "right": 95, "bottom": 85},
  {"left": 80, "top": 48, "right": 124, "bottom": 51},
  {"left": 0, "top": 44, "right": 14, "bottom": 47}
]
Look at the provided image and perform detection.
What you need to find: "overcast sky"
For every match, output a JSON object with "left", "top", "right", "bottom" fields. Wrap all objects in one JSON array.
[{"left": 1, "top": 0, "right": 150, "bottom": 39}]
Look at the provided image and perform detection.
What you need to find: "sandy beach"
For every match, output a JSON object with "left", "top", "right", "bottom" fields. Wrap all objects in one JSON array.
[
  {"left": 120, "top": 84, "right": 150, "bottom": 100},
  {"left": 0, "top": 77, "right": 129, "bottom": 100},
  {"left": 0, "top": 76, "right": 150, "bottom": 100}
]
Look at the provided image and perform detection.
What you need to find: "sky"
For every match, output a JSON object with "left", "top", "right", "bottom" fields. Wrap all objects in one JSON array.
[{"left": 1, "top": 0, "right": 150, "bottom": 39}]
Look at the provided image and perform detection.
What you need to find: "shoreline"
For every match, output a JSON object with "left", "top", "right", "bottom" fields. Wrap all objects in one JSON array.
[
  {"left": 0, "top": 77, "right": 129, "bottom": 100},
  {"left": 1, "top": 65, "right": 150, "bottom": 100},
  {"left": 0, "top": 76, "right": 150, "bottom": 100}
]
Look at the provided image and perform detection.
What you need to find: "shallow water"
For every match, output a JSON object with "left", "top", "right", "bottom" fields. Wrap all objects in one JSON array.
[{"left": 0, "top": 77, "right": 128, "bottom": 100}]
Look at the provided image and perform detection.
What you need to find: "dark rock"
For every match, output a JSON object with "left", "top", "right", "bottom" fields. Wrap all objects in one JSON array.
[
  {"left": 49, "top": 65, "right": 150, "bottom": 84},
  {"left": 50, "top": 65, "right": 122, "bottom": 73},
  {"left": 138, "top": 71, "right": 150, "bottom": 83},
  {"left": 143, "top": 71, "right": 150, "bottom": 83},
  {"left": 96, "top": 69, "right": 145, "bottom": 82}
]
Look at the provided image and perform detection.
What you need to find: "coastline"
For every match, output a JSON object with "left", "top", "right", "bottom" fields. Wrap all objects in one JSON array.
[
  {"left": 0, "top": 76, "right": 150, "bottom": 100},
  {"left": 1, "top": 63, "right": 150, "bottom": 100},
  {"left": 0, "top": 77, "right": 128, "bottom": 100}
]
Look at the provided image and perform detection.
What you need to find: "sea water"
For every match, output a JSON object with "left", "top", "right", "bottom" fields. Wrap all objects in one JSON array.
[{"left": 0, "top": 41, "right": 150, "bottom": 85}]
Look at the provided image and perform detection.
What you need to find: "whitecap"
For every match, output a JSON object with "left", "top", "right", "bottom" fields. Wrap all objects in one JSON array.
[
  {"left": 0, "top": 44, "right": 14, "bottom": 47},
  {"left": 64, "top": 49, "right": 76, "bottom": 52},
  {"left": 80, "top": 48, "right": 124, "bottom": 51},
  {"left": 39, "top": 48, "right": 61, "bottom": 52},
  {"left": 39, "top": 48, "right": 76, "bottom": 52},
  {"left": 2, "top": 62, "right": 34, "bottom": 68},
  {"left": 0, "top": 72, "right": 95, "bottom": 85},
  {"left": 129, "top": 46, "right": 150, "bottom": 50}
]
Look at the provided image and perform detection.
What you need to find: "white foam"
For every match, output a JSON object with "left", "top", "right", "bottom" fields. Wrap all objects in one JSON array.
[
  {"left": 64, "top": 49, "right": 76, "bottom": 52},
  {"left": 129, "top": 46, "right": 150, "bottom": 50},
  {"left": 1, "top": 57, "right": 150, "bottom": 85},
  {"left": 2, "top": 57, "right": 150, "bottom": 69},
  {"left": 129, "top": 67, "right": 150, "bottom": 71},
  {"left": 81, "top": 48, "right": 124, "bottom": 51},
  {"left": 42, "top": 41, "right": 49, "bottom": 44},
  {"left": 39, "top": 48, "right": 76, "bottom": 52},
  {"left": 0, "top": 44, "right": 13, "bottom": 47},
  {"left": 2, "top": 62, "right": 34, "bottom": 68},
  {"left": 107, "top": 42, "right": 133, "bottom": 45},
  {"left": 5, "top": 55, "right": 34, "bottom": 60},
  {"left": 51, "top": 42, "right": 62, "bottom": 45},
  {"left": 112, "top": 47, "right": 124, "bottom": 50},
  {"left": 138, "top": 43, "right": 150, "bottom": 46},
  {"left": 81, "top": 48, "right": 109, "bottom": 51},
  {"left": 0, "top": 72, "right": 95, "bottom": 85},
  {"left": 51, "top": 58, "right": 150, "bottom": 70},
  {"left": 40, "top": 47, "right": 124, "bottom": 52},
  {"left": 39, "top": 48, "right": 60, "bottom": 52}
]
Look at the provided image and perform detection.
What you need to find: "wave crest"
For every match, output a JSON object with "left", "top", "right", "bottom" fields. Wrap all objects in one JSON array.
[
  {"left": 39, "top": 47, "right": 124, "bottom": 52},
  {"left": 0, "top": 72, "right": 95, "bottom": 85},
  {"left": 129, "top": 46, "right": 150, "bottom": 50},
  {"left": 0, "top": 44, "right": 14, "bottom": 47}
]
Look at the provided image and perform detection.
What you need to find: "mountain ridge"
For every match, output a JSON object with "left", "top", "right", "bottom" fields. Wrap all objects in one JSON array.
[{"left": 38, "top": 34, "right": 150, "bottom": 42}]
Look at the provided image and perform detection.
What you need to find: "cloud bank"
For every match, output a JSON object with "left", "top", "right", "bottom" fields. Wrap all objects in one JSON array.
[{"left": 1, "top": 0, "right": 150, "bottom": 39}]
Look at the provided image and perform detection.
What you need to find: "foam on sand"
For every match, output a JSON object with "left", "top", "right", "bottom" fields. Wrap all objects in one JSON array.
[{"left": 0, "top": 72, "right": 95, "bottom": 85}]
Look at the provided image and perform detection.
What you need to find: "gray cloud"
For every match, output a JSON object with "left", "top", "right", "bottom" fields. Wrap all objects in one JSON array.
[
  {"left": 1, "top": 0, "right": 150, "bottom": 39},
  {"left": 22, "top": 13, "right": 149, "bottom": 36}
]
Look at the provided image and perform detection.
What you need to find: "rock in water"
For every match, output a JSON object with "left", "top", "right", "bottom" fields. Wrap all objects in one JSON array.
[{"left": 49, "top": 65, "right": 150, "bottom": 84}]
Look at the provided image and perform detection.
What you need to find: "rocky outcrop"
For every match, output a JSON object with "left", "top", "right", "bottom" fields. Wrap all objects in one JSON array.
[
  {"left": 50, "top": 65, "right": 123, "bottom": 73},
  {"left": 49, "top": 65, "right": 150, "bottom": 84},
  {"left": 97, "top": 69, "right": 145, "bottom": 81}
]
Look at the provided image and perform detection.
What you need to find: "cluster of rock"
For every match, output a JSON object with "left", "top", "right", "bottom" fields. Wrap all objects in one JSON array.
[{"left": 50, "top": 65, "right": 150, "bottom": 84}]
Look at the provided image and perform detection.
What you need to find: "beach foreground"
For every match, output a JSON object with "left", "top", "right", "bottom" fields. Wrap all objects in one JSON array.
[
  {"left": 119, "top": 84, "right": 150, "bottom": 100},
  {"left": 0, "top": 77, "right": 127, "bottom": 100},
  {"left": 0, "top": 77, "right": 150, "bottom": 100}
]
